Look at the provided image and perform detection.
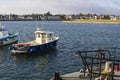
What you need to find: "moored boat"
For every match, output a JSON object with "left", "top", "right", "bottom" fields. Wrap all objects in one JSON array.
[
  {"left": 0, "top": 24, "right": 18, "bottom": 46},
  {"left": 9, "top": 28, "right": 59, "bottom": 54}
]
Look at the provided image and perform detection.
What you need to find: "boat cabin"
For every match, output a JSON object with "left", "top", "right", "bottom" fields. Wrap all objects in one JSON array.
[
  {"left": 0, "top": 25, "right": 9, "bottom": 38},
  {"left": 34, "top": 29, "right": 54, "bottom": 44}
]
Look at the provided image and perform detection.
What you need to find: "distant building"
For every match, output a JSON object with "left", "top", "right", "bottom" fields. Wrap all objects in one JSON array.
[
  {"left": 110, "top": 16, "right": 120, "bottom": 20},
  {"left": 41, "top": 15, "right": 61, "bottom": 21},
  {"left": 65, "top": 15, "right": 73, "bottom": 20},
  {"left": 18, "top": 15, "right": 25, "bottom": 20},
  {"left": 2, "top": 15, "right": 9, "bottom": 21},
  {"left": 41, "top": 16, "right": 47, "bottom": 21},
  {"left": 8, "top": 14, "right": 18, "bottom": 21},
  {"left": 23, "top": 16, "right": 33, "bottom": 21},
  {"left": 0, "top": 15, "right": 2, "bottom": 20},
  {"left": 47, "top": 16, "right": 61, "bottom": 20}
]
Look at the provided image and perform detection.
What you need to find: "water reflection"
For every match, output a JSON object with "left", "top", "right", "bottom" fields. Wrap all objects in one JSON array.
[
  {"left": 11, "top": 49, "right": 58, "bottom": 64},
  {"left": 0, "top": 46, "right": 9, "bottom": 64}
]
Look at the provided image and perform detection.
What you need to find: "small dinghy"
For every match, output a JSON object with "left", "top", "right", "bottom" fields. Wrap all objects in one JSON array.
[
  {"left": 9, "top": 28, "right": 59, "bottom": 54},
  {"left": 0, "top": 24, "right": 18, "bottom": 46}
]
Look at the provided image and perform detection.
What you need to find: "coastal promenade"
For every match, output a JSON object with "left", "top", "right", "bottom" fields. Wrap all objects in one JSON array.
[{"left": 63, "top": 19, "right": 120, "bottom": 24}]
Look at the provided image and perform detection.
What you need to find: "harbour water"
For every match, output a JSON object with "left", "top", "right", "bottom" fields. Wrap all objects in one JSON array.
[{"left": 0, "top": 21, "right": 120, "bottom": 80}]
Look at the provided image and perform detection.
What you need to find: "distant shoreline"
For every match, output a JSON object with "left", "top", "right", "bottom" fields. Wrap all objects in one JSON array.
[{"left": 63, "top": 19, "right": 120, "bottom": 24}]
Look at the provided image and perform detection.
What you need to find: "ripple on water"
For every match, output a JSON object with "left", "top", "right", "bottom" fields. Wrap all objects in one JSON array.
[{"left": 0, "top": 21, "right": 120, "bottom": 79}]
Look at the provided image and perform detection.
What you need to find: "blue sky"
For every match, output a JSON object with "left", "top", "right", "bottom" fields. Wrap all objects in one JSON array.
[{"left": 0, "top": 0, "right": 120, "bottom": 15}]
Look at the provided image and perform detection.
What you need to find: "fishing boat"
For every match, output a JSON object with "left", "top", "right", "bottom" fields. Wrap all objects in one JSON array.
[
  {"left": 9, "top": 28, "right": 59, "bottom": 54},
  {"left": 0, "top": 24, "right": 18, "bottom": 46},
  {"left": 51, "top": 48, "right": 120, "bottom": 80}
]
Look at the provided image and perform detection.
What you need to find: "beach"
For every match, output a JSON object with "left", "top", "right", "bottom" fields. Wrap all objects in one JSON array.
[{"left": 63, "top": 19, "right": 120, "bottom": 24}]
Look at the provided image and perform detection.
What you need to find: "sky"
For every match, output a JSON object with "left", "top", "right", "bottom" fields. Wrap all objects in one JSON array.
[{"left": 0, "top": 0, "right": 120, "bottom": 15}]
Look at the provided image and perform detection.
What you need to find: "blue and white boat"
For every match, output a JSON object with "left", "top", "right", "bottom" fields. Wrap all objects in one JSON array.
[
  {"left": 0, "top": 24, "right": 18, "bottom": 46},
  {"left": 9, "top": 28, "right": 59, "bottom": 54}
]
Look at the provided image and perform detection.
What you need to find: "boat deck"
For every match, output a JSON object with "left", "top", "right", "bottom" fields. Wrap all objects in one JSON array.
[
  {"left": 51, "top": 49, "right": 120, "bottom": 80},
  {"left": 61, "top": 72, "right": 95, "bottom": 80},
  {"left": 16, "top": 40, "right": 40, "bottom": 46},
  {"left": 59, "top": 70, "right": 120, "bottom": 80},
  {"left": 29, "top": 40, "right": 39, "bottom": 46}
]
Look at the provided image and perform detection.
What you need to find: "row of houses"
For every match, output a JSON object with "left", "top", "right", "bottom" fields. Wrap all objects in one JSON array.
[
  {"left": 66, "top": 14, "right": 120, "bottom": 20},
  {"left": 0, "top": 14, "right": 65, "bottom": 21},
  {"left": 0, "top": 13, "right": 120, "bottom": 21}
]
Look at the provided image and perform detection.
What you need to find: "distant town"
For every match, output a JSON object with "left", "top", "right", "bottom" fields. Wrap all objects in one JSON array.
[{"left": 0, "top": 12, "right": 120, "bottom": 21}]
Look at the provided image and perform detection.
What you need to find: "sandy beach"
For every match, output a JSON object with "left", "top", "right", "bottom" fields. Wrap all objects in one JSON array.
[{"left": 63, "top": 19, "right": 120, "bottom": 24}]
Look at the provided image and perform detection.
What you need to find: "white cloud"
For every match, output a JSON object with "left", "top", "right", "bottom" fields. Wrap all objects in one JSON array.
[{"left": 0, "top": 0, "right": 120, "bottom": 15}]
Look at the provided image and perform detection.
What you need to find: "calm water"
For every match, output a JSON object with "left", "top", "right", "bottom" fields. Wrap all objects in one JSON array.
[{"left": 0, "top": 21, "right": 120, "bottom": 80}]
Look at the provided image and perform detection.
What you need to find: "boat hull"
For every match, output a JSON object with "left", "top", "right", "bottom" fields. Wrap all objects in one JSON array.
[
  {"left": 0, "top": 33, "right": 18, "bottom": 46},
  {"left": 0, "top": 40, "right": 18, "bottom": 46},
  {"left": 9, "top": 39, "right": 58, "bottom": 54}
]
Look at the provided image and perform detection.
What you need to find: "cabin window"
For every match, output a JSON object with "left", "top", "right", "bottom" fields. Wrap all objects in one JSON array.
[
  {"left": 49, "top": 34, "right": 52, "bottom": 38},
  {"left": 2, "top": 31, "right": 8, "bottom": 36},
  {"left": 38, "top": 34, "right": 40, "bottom": 38},
  {"left": 42, "top": 33, "right": 46, "bottom": 38}
]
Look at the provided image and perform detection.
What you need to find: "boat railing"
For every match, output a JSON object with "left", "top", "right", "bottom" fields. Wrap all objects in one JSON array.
[{"left": 75, "top": 48, "right": 120, "bottom": 80}]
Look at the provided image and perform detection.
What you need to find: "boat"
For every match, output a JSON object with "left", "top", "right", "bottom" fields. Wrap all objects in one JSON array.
[
  {"left": 51, "top": 48, "right": 120, "bottom": 80},
  {"left": 9, "top": 28, "right": 59, "bottom": 54},
  {"left": 0, "top": 24, "right": 18, "bottom": 46}
]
